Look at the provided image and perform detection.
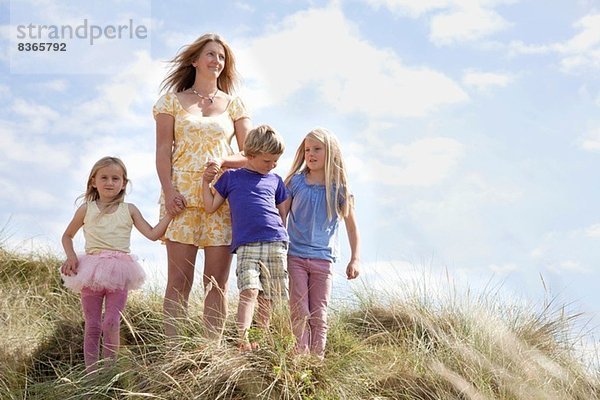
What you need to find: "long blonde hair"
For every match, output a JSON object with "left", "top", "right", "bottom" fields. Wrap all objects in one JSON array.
[
  {"left": 285, "top": 128, "right": 352, "bottom": 221},
  {"left": 160, "top": 33, "right": 240, "bottom": 94},
  {"left": 78, "top": 156, "right": 128, "bottom": 212}
]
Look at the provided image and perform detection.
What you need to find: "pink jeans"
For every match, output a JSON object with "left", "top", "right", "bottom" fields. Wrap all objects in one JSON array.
[
  {"left": 81, "top": 287, "right": 127, "bottom": 370},
  {"left": 287, "top": 256, "right": 332, "bottom": 356}
]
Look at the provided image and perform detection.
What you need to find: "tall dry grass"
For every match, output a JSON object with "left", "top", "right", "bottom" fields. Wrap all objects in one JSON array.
[{"left": 1, "top": 245, "right": 599, "bottom": 399}]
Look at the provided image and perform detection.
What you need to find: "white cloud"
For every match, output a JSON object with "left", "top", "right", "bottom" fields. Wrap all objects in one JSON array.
[
  {"left": 365, "top": 0, "right": 452, "bottom": 17},
  {"left": 363, "top": 0, "right": 513, "bottom": 44},
  {"left": 11, "top": 98, "right": 60, "bottom": 134},
  {"left": 0, "top": 24, "right": 9, "bottom": 64},
  {"left": 429, "top": 6, "right": 510, "bottom": 45},
  {"left": 489, "top": 262, "right": 518, "bottom": 274},
  {"left": 53, "top": 50, "right": 166, "bottom": 137},
  {"left": 561, "top": 13, "right": 600, "bottom": 54},
  {"left": 0, "top": 126, "right": 71, "bottom": 169},
  {"left": 530, "top": 228, "right": 599, "bottom": 276},
  {"left": 579, "top": 127, "right": 600, "bottom": 152},
  {"left": 510, "top": 12, "right": 600, "bottom": 73},
  {"left": 529, "top": 247, "right": 543, "bottom": 259},
  {"left": 236, "top": 5, "right": 468, "bottom": 118},
  {"left": 585, "top": 224, "right": 600, "bottom": 239},
  {"left": 0, "top": 84, "right": 9, "bottom": 97},
  {"left": 0, "top": 176, "right": 60, "bottom": 209},
  {"left": 1, "top": 50, "right": 162, "bottom": 175},
  {"left": 411, "top": 173, "right": 521, "bottom": 211},
  {"left": 408, "top": 173, "right": 522, "bottom": 260},
  {"left": 557, "top": 13, "right": 600, "bottom": 71},
  {"left": 358, "top": 259, "right": 453, "bottom": 298},
  {"left": 364, "top": 0, "right": 517, "bottom": 17},
  {"left": 547, "top": 260, "right": 591, "bottom": 275},
  {"left": 37, "top": 79, "right": 69, "bottom": 92},
  {"left": 508, "top": 41, "right": 553, "bottom": 55},
  {"left": 348, "top": 137, "right": 465, "bottom": 186},
  {"left": 157, "top": 30, "right": 200, "bottom": 55},
  {"left": 462, "top": 70, "right": 513, "bottom": 91},
  {"left": 358, "top": 259, "right": 528, "bottom": 312},
  {"left": 234, "top": 1, "right": 255, "bottom": 12}
]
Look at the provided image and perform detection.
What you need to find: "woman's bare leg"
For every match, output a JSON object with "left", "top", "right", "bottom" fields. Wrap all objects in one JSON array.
[
  {"left": 203, "top": 245, "right": 232, "bottom": 339},
  {"left": 163, "top": 240, "right": 198, "bottom": 338}
]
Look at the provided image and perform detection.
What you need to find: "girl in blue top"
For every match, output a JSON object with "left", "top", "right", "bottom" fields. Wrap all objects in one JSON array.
[{"left": 283, "top": 127, "right": 361, "bottom": 357}]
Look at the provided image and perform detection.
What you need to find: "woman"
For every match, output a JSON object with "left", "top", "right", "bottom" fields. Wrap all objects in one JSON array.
[{"left": 153, "top": 33, "right": 251, "bottom": 339}]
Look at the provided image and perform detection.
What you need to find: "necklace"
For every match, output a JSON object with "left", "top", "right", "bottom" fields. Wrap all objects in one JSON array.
[{"left": 191, "top": 87, "right": 218, "bottom": 104}]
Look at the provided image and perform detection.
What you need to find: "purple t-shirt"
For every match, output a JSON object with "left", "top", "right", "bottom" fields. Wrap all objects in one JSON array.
[{"left": 214, "top": 168, "right": 289, "bottom": 253}]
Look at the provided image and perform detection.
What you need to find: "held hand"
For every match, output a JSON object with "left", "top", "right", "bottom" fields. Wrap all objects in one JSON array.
[
  {"left": 61, "top": 257, "right": 79, "bottom": 276},
  {"left": 165, "top": 189, "right": 186, "bottom": 216},
  {"left": 346, "top": 259, "right": 360, "bottom": 280},
  {"left": 203, "top": 161, "right": 220, "bottom": 182},
  {"left": 208, "top": 157, "right": 223, "bottom": 169}
]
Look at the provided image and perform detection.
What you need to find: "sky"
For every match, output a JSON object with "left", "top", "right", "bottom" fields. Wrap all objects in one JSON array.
[{"left": 1, "top": 0, "right": 600, "bottom": 345}]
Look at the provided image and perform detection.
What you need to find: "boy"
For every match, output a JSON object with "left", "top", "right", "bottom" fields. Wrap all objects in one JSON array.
[{"left": 202, "top": 124, "right": 289, "bottom": 350}]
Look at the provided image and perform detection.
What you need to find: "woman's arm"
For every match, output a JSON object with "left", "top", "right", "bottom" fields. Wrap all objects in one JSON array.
[
  {"left": 61, "top": 204, "right": 87, "bottom": 276},
  {"left": 220, "top": 117, "right": 251, "bottom": 169},
  {"left": 156, "top": 113, "right": 185, "bottom": 215},
  {"left": 129, "top": 204, "right": 173, "bottom": 241},
  {"left": 343, "top": 205, "right": 361, "bottom": 280}
]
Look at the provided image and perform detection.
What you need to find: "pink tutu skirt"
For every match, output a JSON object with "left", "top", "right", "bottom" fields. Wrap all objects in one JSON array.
[{"left": 61, "top": 250, "right": 146, "bottom": 293}]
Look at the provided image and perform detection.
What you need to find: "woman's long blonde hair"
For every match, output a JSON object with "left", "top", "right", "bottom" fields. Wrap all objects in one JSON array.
[
  {"left": 285, "top": 128, "right": 352, "bottom": 221},
  {"left": 78, "top": 156, "right": 128, "bottom": 213},
  {"left": 160, "top": 33, "right": 240, "bottom": 94}
]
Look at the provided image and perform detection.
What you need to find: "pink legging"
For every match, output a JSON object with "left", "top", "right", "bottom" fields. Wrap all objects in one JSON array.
[
  {"left": 287, "top": 256, "right": 332, "bottom": 357},
  {"left": 81, "top": 287, "right": 128, "bottom": 370}
]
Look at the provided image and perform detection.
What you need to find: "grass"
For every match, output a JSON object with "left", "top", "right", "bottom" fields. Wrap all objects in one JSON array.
[{"left": 1, "top": 245, "right": 599, "bottom": 399}]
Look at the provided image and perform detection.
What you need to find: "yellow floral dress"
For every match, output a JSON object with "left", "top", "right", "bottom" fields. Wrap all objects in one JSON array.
[{"left": 153, "top": 92, "right": 249, "bottom": 248}]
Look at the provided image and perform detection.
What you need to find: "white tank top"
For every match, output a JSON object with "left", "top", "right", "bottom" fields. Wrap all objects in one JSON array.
[{"left": 84, "top": 201, "right": 133, "bottom": 254}]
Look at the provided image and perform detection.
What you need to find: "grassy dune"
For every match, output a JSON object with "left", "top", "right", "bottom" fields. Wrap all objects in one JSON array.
[{"left": 1, "top": 246, "right": 599, "bottom": 399}]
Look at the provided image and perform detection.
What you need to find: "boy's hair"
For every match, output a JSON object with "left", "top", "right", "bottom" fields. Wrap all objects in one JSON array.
[
  {"left": 285, "top": 127, "right": 352, "bottom": 220},
  {"left": 244, "top": 124, "right": 285, "bottom": 157}
]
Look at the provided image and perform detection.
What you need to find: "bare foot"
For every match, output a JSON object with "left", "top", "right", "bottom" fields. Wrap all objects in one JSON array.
[{"left": 238, "top": 341, "right": 260, "bottom": 352}]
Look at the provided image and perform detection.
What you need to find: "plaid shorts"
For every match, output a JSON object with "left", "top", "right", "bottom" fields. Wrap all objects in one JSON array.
[{"left": 236, "top": 241, "right": 288, "bottom": 300}]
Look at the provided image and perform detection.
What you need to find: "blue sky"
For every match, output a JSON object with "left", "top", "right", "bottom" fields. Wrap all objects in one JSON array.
[{"left": 2, "top": 0, "right": 600, "bottom": 341}]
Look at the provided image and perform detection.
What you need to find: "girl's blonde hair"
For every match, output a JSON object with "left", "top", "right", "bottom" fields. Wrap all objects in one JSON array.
[
  {"left": 78, "top": 156, "right": 128, "bottom": 212},
  {"left": 285, "top": 128, "right": 352, "bottom": 221},
  {"left": 160, "top": 33, "right": 239, "bottom": 94}
]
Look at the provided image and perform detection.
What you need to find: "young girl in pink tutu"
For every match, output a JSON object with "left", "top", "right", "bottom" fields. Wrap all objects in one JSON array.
[{"left": 61, "top": 156, "right": 174, "bottom": 371}]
